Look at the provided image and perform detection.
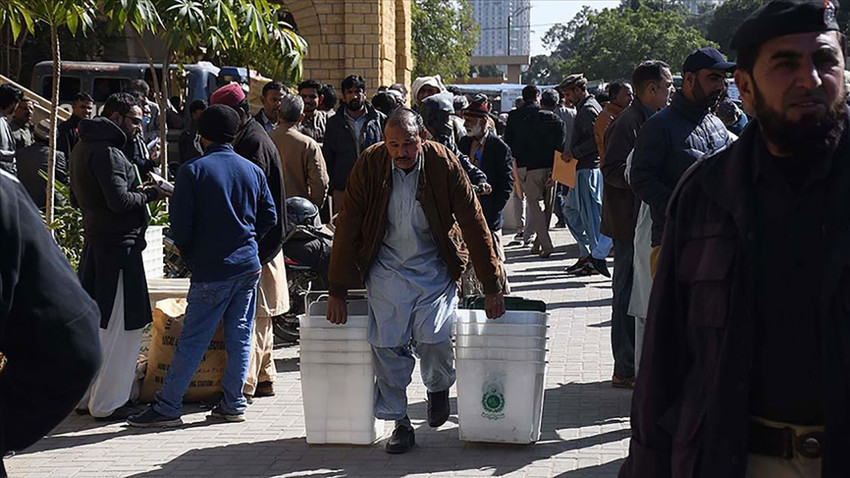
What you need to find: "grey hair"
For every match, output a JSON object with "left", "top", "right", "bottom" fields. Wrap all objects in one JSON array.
[
  {"left": 385, "top": 107, "right": 425, "bottom": 134},
  {"left": 279, "top": 93, "right": 304, "bottom": 122}
]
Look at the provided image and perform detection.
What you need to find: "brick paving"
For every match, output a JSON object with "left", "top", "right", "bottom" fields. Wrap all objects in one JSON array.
[{"left": 8, "top": 228, "right": 631, "bottom": 477}]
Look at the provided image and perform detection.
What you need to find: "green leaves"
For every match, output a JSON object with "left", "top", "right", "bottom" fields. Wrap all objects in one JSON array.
[
  {"left": 527, "top": 6, "right": 717, "bottom": 83},
  {"left": 6, "top": 0, "right": 96, "bottom": 37},
  {"left": 208, "top": 2, "right": 308, "bottom": 85},
  {"left": 412, "top": 0, "right": 479, "bottom": 80},
  {"left": 0, "top": 0, "right": 35, "bottom": 40}
]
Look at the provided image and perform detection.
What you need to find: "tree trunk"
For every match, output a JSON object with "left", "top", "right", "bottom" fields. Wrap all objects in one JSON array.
[
  {"left": 132, "top": 29, "right": 166, "bottom": 174},
  {"left": 45, "top": 22, "right": 60, "bottom": 230},
  {"left": 13, "top": 30, "right": 28, "bottom": 81},
  {"left": 159, "top": 51, "right": 170, "bottom": 176}
]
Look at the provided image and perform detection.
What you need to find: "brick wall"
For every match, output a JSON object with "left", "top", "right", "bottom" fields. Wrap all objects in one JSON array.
[{"left": 287, "top": 0, "right": 412, "bottom": 98}]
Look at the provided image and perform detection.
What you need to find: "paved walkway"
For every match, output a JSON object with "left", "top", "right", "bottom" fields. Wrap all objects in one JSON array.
[{"left": 8, "top": 228, "right": 631, "bottom": 477}]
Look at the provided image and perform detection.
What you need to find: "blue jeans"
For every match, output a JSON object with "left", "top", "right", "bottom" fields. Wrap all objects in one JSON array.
[
  {"left": 372, "top": 339, "right": 455, "bottom": 421},
  {"left": 563, "top": 187, "right": 590, "bottom": 258},
  {"left": 154, "top": 272, "right": 260, "bottom": 417},
  {"left": 574, "top": 168, "right": 612, "bottom": 260}
]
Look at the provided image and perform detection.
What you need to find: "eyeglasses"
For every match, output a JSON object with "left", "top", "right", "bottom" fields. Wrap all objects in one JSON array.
[{"left": 124, "top": 115, "right": 143, "bottom": 126}]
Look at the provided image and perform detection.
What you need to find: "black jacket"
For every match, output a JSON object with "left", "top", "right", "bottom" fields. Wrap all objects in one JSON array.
[
  {"left": 233, "top": 118, "right": 286, "bottom": 265},
  {"left": 0, "top": 172, "right": 101, "bottom": 458},
  {"left": 16, "top": 141, "right": 68, "bottom": 210},
  {"left": 322, "top": 103, "right": 385, "bottom": 192},
  {"left": 69, "top": 117, "right": 152, "bottom": 247},
  {"left": 570, "top": 95, "right": 603, "bottom": 170},
  {"left": 431, "top": 132, "right": 487, "bottom": 186},
  {"left": 56, "top": 115, "right": 82, "bottom": 160},
  {"left": 630, "top": 91, "right": 731, "bottom": 246},
  {"left": 177, "top": 126, "right": 202, "bottom": 165},
  {"left": 504, "top": 103, "right": 565, "bottom": 170},
  {"left": 600, "top": 99, "right": 652, "bottom": 240},
  {"left": 620, "top": 120, "right": 850, "bottom": 478},
  {"left": 458, "top": 131, "right": 513, "bottom": 231}
]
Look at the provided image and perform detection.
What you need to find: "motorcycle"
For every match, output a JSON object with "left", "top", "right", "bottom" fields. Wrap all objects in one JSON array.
[{"left": 272, "top": 197, "right": 333, "bottom": 344}]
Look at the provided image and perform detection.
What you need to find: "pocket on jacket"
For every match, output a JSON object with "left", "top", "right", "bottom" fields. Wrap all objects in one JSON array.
[{"left": 677, "top": 233, "right": 736, "bottom": 328}]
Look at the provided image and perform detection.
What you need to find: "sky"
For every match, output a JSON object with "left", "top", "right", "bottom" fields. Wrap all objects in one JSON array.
[{"left": 529, "top": 0, "right": 621, "bottom": 56}]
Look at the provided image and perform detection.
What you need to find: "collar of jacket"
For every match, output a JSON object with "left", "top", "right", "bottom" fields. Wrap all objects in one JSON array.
[
  {"left": 256, "top": 109, "right": 276, "bottom": 128},
  {"left": 605, "top": 102, "right": 625, "bottom": 117},
  {"left": 632, "top": 96, "right": 655, "bottom": 121},
  {"left": 203, "top": 142, "right": 235, "bottom": 155},
  {"left": 336, "top": 102, "right": 378, "bottom": 123},
  {"left": 575, "top": 93, "right": 595, "bottom": 110},
  {"left": 670, "top": 90, "right": 711, "bottom": 124}
]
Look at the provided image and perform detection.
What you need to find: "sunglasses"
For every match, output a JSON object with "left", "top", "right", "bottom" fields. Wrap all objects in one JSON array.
[{"left": 124, "top": 115, "right": 143, "bottom": 126}]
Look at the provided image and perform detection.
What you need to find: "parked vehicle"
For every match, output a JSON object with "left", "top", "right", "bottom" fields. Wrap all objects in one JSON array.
[{"left": 30, "top": 60, "right": 221, "bottom": 109}]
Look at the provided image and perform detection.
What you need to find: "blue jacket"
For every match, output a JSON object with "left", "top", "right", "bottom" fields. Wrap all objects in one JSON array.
[
  {"left": 170, "top": 143, "right": 277, "bottom": 282},
  {"left": 630, "top": 91, "right": 732, "bottom": 246}
]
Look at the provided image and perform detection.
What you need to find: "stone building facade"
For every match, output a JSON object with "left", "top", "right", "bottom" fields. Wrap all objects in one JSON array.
[{"left": 286, "top": 0, "right": 412, "bottom": 94}]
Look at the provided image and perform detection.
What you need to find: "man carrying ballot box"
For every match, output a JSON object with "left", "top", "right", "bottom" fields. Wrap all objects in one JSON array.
[{"left": 327, "top": 108, "right": 505, "bottom": 454}]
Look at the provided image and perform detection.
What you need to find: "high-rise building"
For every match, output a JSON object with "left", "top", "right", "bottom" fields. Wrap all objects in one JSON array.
[
  {"left": 681, "top": 0, "right": 723, "bottom": 14},
  {"left": 471, "top": 0, "right": 531, "bottom": 57}
]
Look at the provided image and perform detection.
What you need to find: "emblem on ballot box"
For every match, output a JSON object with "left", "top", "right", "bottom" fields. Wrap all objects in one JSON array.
[{"left": 481, "top": 379, "right": 505, "bottom": 420}]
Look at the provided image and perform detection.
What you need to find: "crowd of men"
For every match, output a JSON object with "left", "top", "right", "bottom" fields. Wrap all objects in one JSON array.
[{"left": 1, "top": 0, "right": 847, "bottom": 475}]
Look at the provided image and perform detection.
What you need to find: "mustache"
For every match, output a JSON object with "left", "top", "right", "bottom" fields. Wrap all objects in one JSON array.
[{"left": 787, "top": 88, "right": 829, "bottom": 105}]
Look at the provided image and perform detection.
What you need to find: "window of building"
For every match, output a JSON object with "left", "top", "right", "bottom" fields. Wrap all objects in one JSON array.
[
  {"left": 93, "top": 78, "right": 130, "bottom": 102},
  {"left": 42, "top": 76, "right": 81, "bottom": 103}
]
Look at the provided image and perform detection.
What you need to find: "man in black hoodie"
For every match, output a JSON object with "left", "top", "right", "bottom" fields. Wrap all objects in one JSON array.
[
  {"left": 209, "top": 83, "right": 288, "bottom": 400},
  {"left": 70, "top": 92, "right": 164, "bottom": 420}
]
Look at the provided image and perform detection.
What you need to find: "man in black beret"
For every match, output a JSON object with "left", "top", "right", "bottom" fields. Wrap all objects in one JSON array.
[
  {"left": 621, "top": 1, "right": 848, "bottom": 477},
  {"left": 128, "top": 104, "right": 278, "bottom": 427}
]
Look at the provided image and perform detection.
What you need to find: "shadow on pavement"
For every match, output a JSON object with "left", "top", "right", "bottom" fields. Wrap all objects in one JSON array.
[
  {"left": 18, "top": 410, "right": 232, "bottom": 456},
  {"left": 116, "top": 381, "right": 630, "bottom": 477},
  {"left": 122, "top": 428, "right": 630, "bottom": 478},
  {"left": 509, "top": 281, "right": 585, "bottom": 293},
  {"left": 540, "top": 381, "right": 631, "bottom": 433},
  {"left": 555, "top": 458, "right": 625, "bottom": 477},
  {"left": 547, "top": 298, "right": 613, "bottom": 310},
  {"left": 274, "top": 356, "right": 299, "bottom": 372}
]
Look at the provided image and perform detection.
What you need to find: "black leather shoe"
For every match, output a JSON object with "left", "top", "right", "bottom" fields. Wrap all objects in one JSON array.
[
  {"left": 565, "top": 255, "right": 591, "bottom": 273},
  {"left": 590, "top": 258, "right": 611, "bottom": 278},
  {"left": 385, "top": 419, "right": 415, "bottom": 454},
  {"left": 427, "top": 389, "right": 450, "bottom": 427}
]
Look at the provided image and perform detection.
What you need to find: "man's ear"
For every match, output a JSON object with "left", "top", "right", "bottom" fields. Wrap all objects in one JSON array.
[
  {"left": 109, "top": 111, "right": 122, "bottom": 125},
  {"left": 734, "top": 69, "right": 755, "bottom": 117},
  {"left": 419, "top": 130, "right": 428, "bottom": 142}
]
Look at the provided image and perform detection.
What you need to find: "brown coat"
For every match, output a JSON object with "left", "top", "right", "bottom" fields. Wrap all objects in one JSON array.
[
  {"left": 269, "top": 124, "right": 329, "bottom": 208},
  {"left": 594, "top": 102, "right": 624, "bottom": 165},
  {"left": 328, "top": 140, "right": 501, "bottom": 298}
]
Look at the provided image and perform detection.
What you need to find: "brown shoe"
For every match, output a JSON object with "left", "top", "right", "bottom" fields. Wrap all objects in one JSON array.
[
  {"left": 255, "top": 381, "right": 275, "bottom": 397},
  {"left": 612, "top": 375, "right": 635, "bottom": 389}
]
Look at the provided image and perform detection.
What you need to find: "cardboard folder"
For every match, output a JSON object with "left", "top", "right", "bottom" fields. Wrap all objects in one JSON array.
[{"left": 552, "top": 152, "right": 577, "bottom": 188}]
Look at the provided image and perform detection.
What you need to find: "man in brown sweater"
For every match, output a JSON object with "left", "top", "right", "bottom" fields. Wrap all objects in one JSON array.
[
  {"left": 327, "top": 108, "right": 505, "bottom": 454},
  {"left": 269, "top": 93, "right": 329, "bottom": 208}
]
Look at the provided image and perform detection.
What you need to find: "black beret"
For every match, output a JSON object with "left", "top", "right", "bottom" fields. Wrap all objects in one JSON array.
[
  {"left": 730, "top": 0, "right": 840, "bottom": 50},
  {"left": 197, "top": 104, "right": 240, "bottom": 143}
]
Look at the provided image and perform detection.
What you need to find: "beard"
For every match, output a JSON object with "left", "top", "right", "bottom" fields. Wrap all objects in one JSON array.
[
  {"left": 693, "top": 77, "right": 722, "bottom": 110},
  {"left": 346, "top": 99, "right": 363, "bottom": 111},
  {"left": 753, "top": 79, "right": 847, "bottom": 156}
]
